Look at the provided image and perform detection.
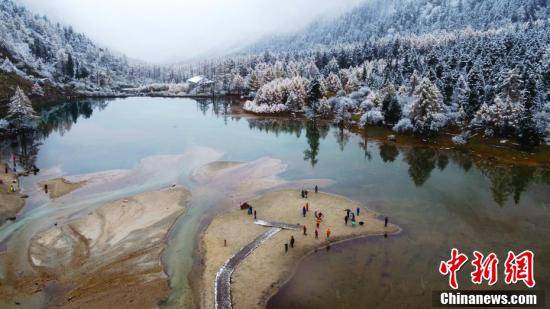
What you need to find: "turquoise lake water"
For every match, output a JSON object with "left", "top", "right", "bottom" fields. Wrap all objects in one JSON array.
[{"left": 3, "top": 97, "right": 549, "bottom": 308}]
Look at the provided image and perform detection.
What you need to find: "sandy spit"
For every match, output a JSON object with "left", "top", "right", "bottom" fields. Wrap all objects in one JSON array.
[
  {"left": 199, "top": 189, "right": 400, "bottom": 309},
  {"left": 38, "top": 178, "right": 87, "bottom": 199}
]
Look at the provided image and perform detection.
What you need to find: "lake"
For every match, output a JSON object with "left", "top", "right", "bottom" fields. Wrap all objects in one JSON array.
[{"left": 3, "top": 97, "right": 549, "bottom": 308}]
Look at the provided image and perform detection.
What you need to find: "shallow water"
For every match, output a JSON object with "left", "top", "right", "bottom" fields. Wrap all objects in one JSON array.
[{"left": 1, "top": 97, "right": 549, "bottom": 308}]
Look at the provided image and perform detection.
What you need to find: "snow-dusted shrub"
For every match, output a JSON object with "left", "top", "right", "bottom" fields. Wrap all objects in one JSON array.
[
  {"left": 316, "top": 97, "right": 332, "bottom": 118},
  {"left": 243, "top": 100, "right": 288, "bottom": 114},
  {"left": 329, "top": 96, "right": 358, "bottom": 125},
  {"left": 359, "top": 110, "right": 384, "bottom": 126},
  {"left": 0, "top": 119, "right": 8, "bottom": 130},
  {"left": 452, "top": 132, "right": 470, "bottom": 145},
  {"left": 393, "top": 118, "right": 414, "bottom": 133},
  {"left": 359, "top": 91, "right": 378, "bottom": 112},
  {"left": 429, "top": 112, "right": 449, "bottom": 132},
  {"left": 349, "top": 86, "right": 371, "bottom": 101}
]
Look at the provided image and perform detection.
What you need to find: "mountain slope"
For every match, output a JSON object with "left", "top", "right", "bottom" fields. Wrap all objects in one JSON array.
[{"left": 249, "top": 0, "right": 548, "bottom": 52}]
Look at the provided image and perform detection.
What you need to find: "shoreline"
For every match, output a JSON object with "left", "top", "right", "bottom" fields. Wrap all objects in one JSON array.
[
  {"left": 198, "top": 189, "right": 400, "bottom": 308},
  {"left": 0, "top": 162, "right": 25, "bottom": 225},
  {"left": 230, "top": 104, "right": 550, "bottom": 168}
]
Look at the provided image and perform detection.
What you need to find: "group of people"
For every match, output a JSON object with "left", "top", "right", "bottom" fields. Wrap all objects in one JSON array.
[
  {"left": 344, "top": 208, "right": 361, "bottom": 226},
  {"left": 300, "top": 185, "right": 319, "bottom": 199},
  {"left": 247, "top": 206, "right": 257, "bottom": 219}
]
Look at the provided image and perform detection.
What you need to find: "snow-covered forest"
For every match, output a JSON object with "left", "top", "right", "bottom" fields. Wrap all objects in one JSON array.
[{"left": 0, "top": 0, "right": 549, "bottom": 146}]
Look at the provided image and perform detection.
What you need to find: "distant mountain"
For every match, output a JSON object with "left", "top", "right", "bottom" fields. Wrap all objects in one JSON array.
[{"left": 248, "top": 0, "right": 548, "bottom": 52}]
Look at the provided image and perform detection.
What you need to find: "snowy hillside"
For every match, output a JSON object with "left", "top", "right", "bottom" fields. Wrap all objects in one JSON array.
[
  {"left": 249, "top": 0, "right": 548, "bottom": 52},
  {"left": 0, "top": 0, "right": 157, "bottom": 100}
]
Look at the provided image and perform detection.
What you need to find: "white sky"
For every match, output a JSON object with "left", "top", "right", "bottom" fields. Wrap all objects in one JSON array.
[{"left": 16, "top": 0, "right": 365, "bottom": 64}]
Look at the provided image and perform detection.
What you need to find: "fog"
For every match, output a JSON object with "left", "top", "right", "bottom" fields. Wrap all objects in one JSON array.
[{"left": 16, "top": 0, "right": 365, "bottom": 63}]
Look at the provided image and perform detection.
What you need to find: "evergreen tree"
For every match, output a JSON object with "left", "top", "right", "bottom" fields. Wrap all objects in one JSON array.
[
  {"left": 6, "top": 87, "right": 38, "bottom": 130},
  {"left": 380, "top": 85, "right": 401, "bottom": 125},
  {"left": 307, "top": 77, "right": 323, "bottom": 106},
  {"left": 466, "top": 64, "right": 485, "bottom": 119},
  {"left": 66, "top": 53, "right": 75, "bottom": 77}
]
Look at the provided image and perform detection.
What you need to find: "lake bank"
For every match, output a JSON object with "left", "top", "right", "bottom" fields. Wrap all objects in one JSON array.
[
  {"left": 199, "top": 189, "right": 400, "bottom": 308},
  {"left": 0, "top": 162, "right": 25, "bottom": 225},
  {"left": 230, "top": 102, "right": 550, "bottom": 168}
]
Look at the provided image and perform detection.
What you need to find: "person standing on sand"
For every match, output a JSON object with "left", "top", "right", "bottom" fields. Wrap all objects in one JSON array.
[
  {"left": 303, "top": 225, "right": 307, "bottom": 236},
  {"left": 301, "top": 190, "right": 305, "bottom": 198},
  {"left": 302, "top": 206, "right": 306, "bottom": 217},
  {"left": 356, "top": 207, "right": 360, "bottom": 216},
  {"left": 254, "top": 210, "right": 257, "bottom": 220},
  {"left": 305, "top": 203, "right": 309, "bottom": 212},
  {"left": 326, "top": 229, "right": 331, "bottom": 239},
  {"left": 285, "top": 243, "right": 288, "bottom": 253},
  {"left": 315, "top": 229, "right": 318, "bottom": 239},
  {"left": 316, "top": 218, "right": 320, "bottom": 228},
  {"left": 315, "top": 185, "right": 318, "bottom": 193},
  {"left": 44, "top": 184, "right": 48, "bottom": 194},
  {"left": 290, "top": 236, "right": 295, "bottom": 248},
  {"left": 344, "top": 215, "right": 349, "bottom": 225}
]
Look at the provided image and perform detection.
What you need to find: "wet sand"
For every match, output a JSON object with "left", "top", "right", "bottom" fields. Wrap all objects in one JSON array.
[
  {"left": 38, "top": 178, "right": 87, "bottom": 199},
  {"left": 0, "top": 186, "right": 191, "bottom": 308},
  {"left": 0, "top": 163, "right": 25, "bottom": 224},
  {"left": 199, "top": 189, "right": 400, "bottom": 309}
]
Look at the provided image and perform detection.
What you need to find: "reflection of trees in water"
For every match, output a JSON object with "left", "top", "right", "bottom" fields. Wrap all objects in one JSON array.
[
  {"left": 437, "top": 154, "right": 449, "bottom": 171},
  {"left": 477, "top": 164, "right": 549, "bottom": 206},
  {"left": 38, "top": 99, "right": 109, "bottom": 138},
  {"left": 358, "top": 134, "right": 372, "bottom": 161},
  {"left": 304, "top": 122, "right": 330, "bottom": 167},
  {"left": 404, "top": 147, "right": 438, "bottom": 186},
  {"left": 379, "top": 143, "right": 399, "bottom": 163},
  {"left": 1, "top": 99, "right": 110, "bottom": 173},
  {"left": 303, "top": 122, "right": 320, "bottom": 167},
  {"left": 196, "top": 98, "right": 232, "bottom": 122},
  {"left": 247, "top": 118, "right": 304, "bottom": 138},
  {"left": 449, "top": 151, "right": 473, "bottom": 172},
  {"left": 400, "top": 144, "right": 548, "bottom": 205},
  {"left": 334, "top": 127, "right": 351, "bottom": 152}
]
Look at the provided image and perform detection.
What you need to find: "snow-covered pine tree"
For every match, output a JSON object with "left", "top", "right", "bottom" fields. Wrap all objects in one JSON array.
[
  {"left": 409, "top": 78, "right": 444, "bottom": 134},
  {"left": 248, "top": 71, "right": 262, "bottom": 93},
  {"left": 324, "top": 73, "right": 343, "bottom": 97},
  {"left": 324, "top": 57, "right": 340, "bottom": 76},
  {"left": 6, "top": 87, "right": 38, "bottom": 130},
  {"left": 473, "top": 68, "right": 528, "bottom": 137},
  {"left": 452, "top": 74, "right": 469, "bottom": 126}
]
